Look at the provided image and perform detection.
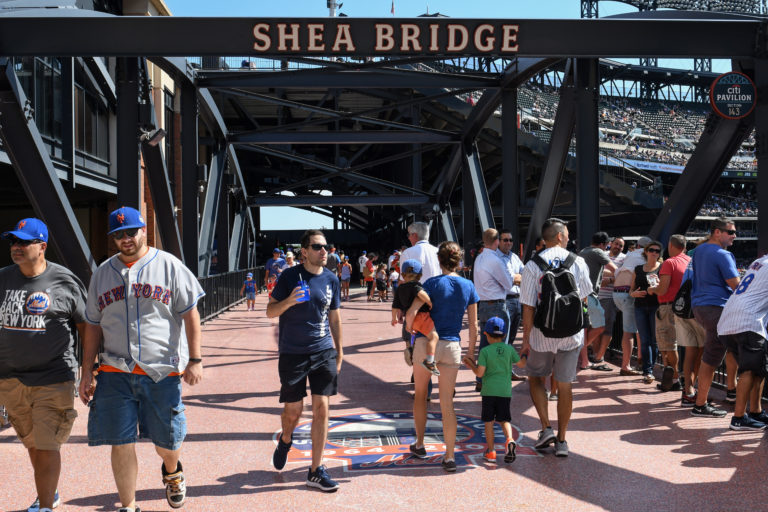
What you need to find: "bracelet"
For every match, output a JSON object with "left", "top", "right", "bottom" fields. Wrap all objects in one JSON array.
[{"left": 188, "top": 358, "right": 202, "bottom": 363}]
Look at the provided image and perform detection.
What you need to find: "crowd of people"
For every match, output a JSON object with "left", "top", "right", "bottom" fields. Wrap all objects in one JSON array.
[
  {"left": 2, "top": 215, "right": 766, "bottom": 506},
  {"left": 261, "top": 216, "right": 768, "bottom": 492}
]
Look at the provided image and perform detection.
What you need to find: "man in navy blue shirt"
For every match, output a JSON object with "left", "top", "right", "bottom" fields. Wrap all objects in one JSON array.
[
  {"left": 266, "top": 230, "right": 343, "bottom": 492},
  {"left": 690, "top": 218, "right": 740, "bottom": 418},
  {"left": 265, "top": 248, "right": 286, "bottom": 284}
]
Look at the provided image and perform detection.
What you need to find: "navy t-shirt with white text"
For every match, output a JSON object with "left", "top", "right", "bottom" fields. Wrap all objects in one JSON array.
[{"left": 271, "top": 264, "right": 340, "bottom": 354}]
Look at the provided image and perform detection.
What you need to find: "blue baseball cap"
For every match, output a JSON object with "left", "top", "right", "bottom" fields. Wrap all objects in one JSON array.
[
  {"left": 272, "top": 248, "right": 281, "bottom": 254},
  {"left": 108, "top": 207, "right": 146, "bottom": 235},
  {"left": 246, "top": 272, "right": 253, "bottom": 278},
  {"left": 362, "top": 250, "right": 367, "bottom": 254},
  {"left": 3, "top": 218, "right": 48, "bottom": 242},
  {"left": 484, "top": 317, "right": 506, "bottom": 336},
  {"left": 401, "top": 259, "right": 422, "bottom": 275}
]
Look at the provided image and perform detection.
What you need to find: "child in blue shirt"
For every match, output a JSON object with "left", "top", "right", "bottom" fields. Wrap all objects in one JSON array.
[{"left": 240, "top": 272, "right": 257, "bottom": 311}]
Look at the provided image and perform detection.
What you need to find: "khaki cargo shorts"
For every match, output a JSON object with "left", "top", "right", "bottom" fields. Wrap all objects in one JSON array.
[{"left": 0, "top": 378, "right": 77, "bottom": 451}]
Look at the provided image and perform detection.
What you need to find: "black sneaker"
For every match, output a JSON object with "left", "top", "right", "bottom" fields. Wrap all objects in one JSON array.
[
  {"left": 306, "top": 465, "right": 339, "bottom": 492},
  {"left": 409, "top": 443, "right": 427, "bottom": 458},
  {"left": 117, "top": 508, "right": 141, "bottom": 512},
  {"left": 659, "top": 366, "right": 674, "bottom": 391},
  {"left": 504, "top": 440, "right": 517, "bottom": 463},
  {"left": 725, "top": 389, "right": 737, "bottom": 403},
  {"left": 691, "top": 403, "right": 727, "bottom": 418},
  {"left": 681, "top": 393, "right": 697, "bottom": 407},
  {"left": 749, "top": 410, "right": 768, "bottom": 424},
  {"left": 272, "top": 434, "right": 292, "bottom": 470},
  {"left": 421, "top": 359, "right": 440, "bottom": 376},
  {"left": 441, "top": 458, "right": 457, "bottom": 472},
  {"left": 161, "top": 461, "right": 186, "bottom": 509},
  {"left": 730, "top": 414, "right": 767, "bottom": 431},
  {"left": 534, "top": 426, "right": 556, "bottom": 449}
]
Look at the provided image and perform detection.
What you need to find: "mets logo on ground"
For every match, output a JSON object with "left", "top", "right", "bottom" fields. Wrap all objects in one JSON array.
[
  {"left": 276, "top": 411, "right": 538, "bottom": 472},
  {"left": 25, "top": 291, "right": 51, "bottom": 315}
]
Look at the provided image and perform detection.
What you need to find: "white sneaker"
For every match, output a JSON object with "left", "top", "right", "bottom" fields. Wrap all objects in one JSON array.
[
  {"left": 28, "top": 491, "right": 60, "bottom": 512},
  {"left": 554, "top": 439, "right": 569, "bottom": 457}
]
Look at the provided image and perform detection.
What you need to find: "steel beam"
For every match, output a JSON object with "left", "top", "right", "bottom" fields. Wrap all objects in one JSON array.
[
  {"left": 229, "top": 130, "right": 457, "bottom": 145},
  {"left": 181, "top": 83, "right": 199, "bottom": 274},
  {"left": 523, "top": 75, "right": 577, "bottom": 260},
  {"left": 198, "top": 149, "right": 226, "bottom": 277},
  {"left": 757, "top": 59, "right": 768, "bottom": 257},
  {"left": 215, "top": 182, "right": 230, "bottom": 274},
  {"left": 501, "top": 87, "right": 519, "bottom": 246},
  {"left": 0, "top": 16, "right": 758, "bottom": 58},
  {"left": 61, "top": 57, "right": 76, "bottom": 187},
  {"left": 649, "top": 113, "right": 754, "bottom": 245},
  {"left": 229, "top": 209, "right": 246, "bottom": 270},
  {"left": 141, "top": 65, "right": 184, "bottom": 261},
  {"left": 440, "top": 204, "right": 457, "bottom": 242},
  {"left": 221, "top": 87, "right": 456, "bottom": 136},
  {"left": 83, "top": 56, "right": 116, "bottom": 105},
  {"left": 198, "top": 69, "right": 497, "bottom": 89},
  {"left": 226, "top": 145, "right": 255, "bottom": 244},
  {"left": 239, "top": 145, "right": 423, "bottom": 195},
  {"left": 247, "top": 194, "right": 429, "bottom": 207},
  {"left": 465, "top": 143, "right": 495, "bottom": 232},
  {"left": 462, "top": 158, "right": 474, "bottom": 248},
  {"left": 141, "top": 141, "right": 184, "bottom": 259},
  {"left": 0, "top": 59, "right": 96, "bottom": 285},
  {"left": 116, "top": 57, "right": 140, "bottom": 208},
  {"left": 575, "top": 58, "right": 600, "bottom": 248}
]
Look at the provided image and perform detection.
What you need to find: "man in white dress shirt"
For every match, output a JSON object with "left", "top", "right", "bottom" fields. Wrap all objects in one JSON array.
[
  {"left": 521, "top": 218, "right": 592, "bottom": 458},
  {"left": 399, "top": 222, "right": 440, "bottom": 283},
  {"left": 496, "top": 227, "right": 524, "bottom": 344},
  {"left": 473, "top": 228, "right": 516, "bottom": 391}
]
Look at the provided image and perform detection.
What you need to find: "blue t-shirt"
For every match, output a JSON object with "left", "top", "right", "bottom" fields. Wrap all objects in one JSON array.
[
  {"left": 691, "top": 242, "right": 738, "bottom": 307},
  {"left": 270, "top": 264, "right": 340, "bottom": 354},
  {"left": 266, "top": 257, "right": 286, "bottom": 277},
  {"left": 243, "top": 280, "right": 256, "bottom": 293},
  {"left": 422, "top": 274, "right": 479, "bottom": 341}
]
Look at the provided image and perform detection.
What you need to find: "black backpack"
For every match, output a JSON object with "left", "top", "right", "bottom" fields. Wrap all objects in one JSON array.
[
  {"left": 672, "top": 278, "right": 694, "bottom": 319},
  {"left": 532, "top": 252, "right": 585, "bottom": 338}
]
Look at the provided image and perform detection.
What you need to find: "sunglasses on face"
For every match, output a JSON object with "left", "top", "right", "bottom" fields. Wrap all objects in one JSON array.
[
  {"left": 500, "top": 238, "right": 513, "bottom": 242},
  {"left": 723, "top": 229, "right": 737, "bottom": 235},
  {"left": 646, "top": 248, "right": 661, "bottom": 254},
  {"left": 308, "top": 243, "right": 330, "bottom": 252},
  {"left": 8, "top": 237, "right": 41, "bottom": 247},
  {"left": 113, "top": 228, "right": 139, "bottom": 240}
]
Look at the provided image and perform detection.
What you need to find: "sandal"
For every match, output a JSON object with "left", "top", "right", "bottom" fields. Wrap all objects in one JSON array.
[{"left": 589, "top": 363, "right": 613, "bottom": 372}]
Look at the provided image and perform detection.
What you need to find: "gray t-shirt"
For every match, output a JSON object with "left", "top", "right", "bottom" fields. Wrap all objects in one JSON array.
[
  {"left": 0, "top": 262, "right": 86, "bottom": 386},
  {"left": 579, "top": 246, "right": 611, "bottom": 297}
]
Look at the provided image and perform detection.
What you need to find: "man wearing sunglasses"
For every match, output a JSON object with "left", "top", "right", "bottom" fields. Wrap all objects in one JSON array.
[
  {"left": 690, "top": 217, "right": 740, "bottom": 418},
  {"left": 78, "top": 207, "right": 205, "bottom": 511},
  {"left": 0, "top": 217, "right": 87, "bottom": 512},
  {"left": 267, "top": 229, "right": 343, "bottom": 492}
]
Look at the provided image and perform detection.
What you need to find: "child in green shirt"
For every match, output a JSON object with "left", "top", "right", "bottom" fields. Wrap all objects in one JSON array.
[{"left": 463, "top": 317, "right": 526, "bottom": 463}]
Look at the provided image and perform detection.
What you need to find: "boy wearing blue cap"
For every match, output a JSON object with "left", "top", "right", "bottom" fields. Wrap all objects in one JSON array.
[
  {"left": 463, "top": 317, "right": 525, "bottom": 463},
  {"left": 392, "top": 259, "right": 440, "bottom": 376},
  {"left": 241, "top": 272, "right": 257, "bottom": 311}
]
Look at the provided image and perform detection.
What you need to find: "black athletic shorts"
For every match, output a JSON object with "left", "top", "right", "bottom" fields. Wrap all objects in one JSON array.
[
  {"left": 722, "top": 332, "right": 768, "bottom": 378},
  {"left": 481, "top": 395, "right": 511, "bottom": 423},
  {"left": 278, "top": 348, "right": 338, "bottom": 403}
]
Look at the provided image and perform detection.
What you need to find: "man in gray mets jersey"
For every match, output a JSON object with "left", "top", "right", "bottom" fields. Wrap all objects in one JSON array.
[{"left": 78, "top": 207, "right": 204, "bottom": 512}]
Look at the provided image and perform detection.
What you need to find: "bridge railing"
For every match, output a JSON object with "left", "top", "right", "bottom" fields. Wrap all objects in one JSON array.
[{"left": 197, "top": 267, "right": 263, "bottom": 323}]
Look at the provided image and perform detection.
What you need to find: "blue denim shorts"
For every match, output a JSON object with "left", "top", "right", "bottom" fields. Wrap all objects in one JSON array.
[{"left": 87, "top": 372, "right": 186, "bottom": 450}]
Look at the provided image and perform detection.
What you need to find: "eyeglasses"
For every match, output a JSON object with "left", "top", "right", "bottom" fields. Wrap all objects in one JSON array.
[
  {"left": 646, "top": 248, "right": 661, "bottom": 254},
  {"left": 113, "top": 228, "right": 139, "bottom": 240},
  {"left": 500, "top": 238, "right": 513, "bottom": 242},
  {"left": 8, "top": 237, "right": 41, "bottom": 247},
  {"left": 308, "top": 243, "right": 330, "bottom": 252},
  {"left": 724, "top": 229, "right": 737, "bottom": 235}
]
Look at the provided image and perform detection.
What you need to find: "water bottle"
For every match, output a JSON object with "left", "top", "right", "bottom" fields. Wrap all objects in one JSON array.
[{"left": 296, "top": 274, "right": 310, "bottom": 303}]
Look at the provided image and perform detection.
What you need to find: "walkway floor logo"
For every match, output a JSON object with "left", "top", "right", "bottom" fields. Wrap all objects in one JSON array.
[{"left": 275, "top": 411, "right": 538, "bottom": 472}]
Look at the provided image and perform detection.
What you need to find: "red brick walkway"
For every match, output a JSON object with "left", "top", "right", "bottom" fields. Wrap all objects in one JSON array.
[{"left": 2, "top": 287, "right": 766, "bottom": 511}]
